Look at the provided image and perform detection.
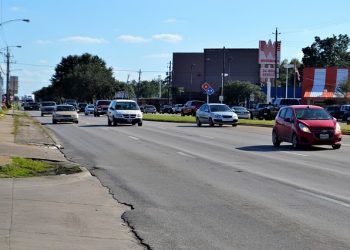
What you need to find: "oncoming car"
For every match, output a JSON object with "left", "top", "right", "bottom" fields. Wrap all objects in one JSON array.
[
  {"left": 196, "top": 103, "right": 238, "bottom": 127},
  {"left": 52, "top": 104, "right": 79, "bottom": 124},
  {"left": 272, "top": 105, "right": 342, "bottom": 149},
  {"left": 107, "top": 99, "right": 143, "bottom": 126}
]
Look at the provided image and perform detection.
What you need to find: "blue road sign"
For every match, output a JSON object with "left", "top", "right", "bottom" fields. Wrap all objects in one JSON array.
[{"left": 207, "top": 87, "right": 214, "bottom": 95}]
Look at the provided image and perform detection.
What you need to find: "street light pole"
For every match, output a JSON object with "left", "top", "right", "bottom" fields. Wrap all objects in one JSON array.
[
  {"left": 5, "top": 46, "right": 22, "bottom": 107},
  {"left": 0, "top": 19, "right": 30, "bottom": 26},
  {"left": 283, "top": 64, "right": 293, "bottom": 98},
  {"left": 220, "top": 46, "right": 226, "bottom": 104}
]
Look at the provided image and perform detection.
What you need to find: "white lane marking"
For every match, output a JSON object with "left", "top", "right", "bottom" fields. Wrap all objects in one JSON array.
[
  {"left": 341, "top": 143, "right": 350, "bottom": 147},
  {"left": 298, "top": 190, "right": 350, "bottom": 208},
  {"left": 281, "top": 151, "right": 308, "bottom": 157},
  {"left": 128, "top": 136, "right": 139, "bottom": 140},
  {"left": 177, "top": 151, "right": 196, "bottom": 158}
]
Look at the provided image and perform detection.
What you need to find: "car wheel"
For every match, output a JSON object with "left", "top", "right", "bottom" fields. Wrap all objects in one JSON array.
[
  {"left": 41, "top": 113, "right": 44, "bottom": 117},
  {"left": 209, "top": 118, "right": 214, "bottom": 127},
  {"left": 232, "top": 124, "right": 237, "bottom": 127},
  {"left": 181, "top": 111, "right": 185, "bottom": 116},
  {"left": 52, "top": 119, "right": 57, "bottom": 124},
  {"left": 272, "top": 130, "right": 281, "bottom": 147},
  {"left": 138, "top": 122, "right": 143, "bottom": 126},
  {"left": 196, "top": 117, "right": 202, "bottom": 127},
  {"left": 112, "top": 118, "right": 118, "bottom": 126},
  {"left": 292, "top": 134, "right": 299, "bottom": 149},
  {"left": 108, "top": 118, "right": 112, "bottom": 126},
  {"left": 75, "top": 121, "right": 79, "bottom": 124},
  {"left": 85, "top": 113, "right": 88, "bottom": 116},
  {"left": 332, "top": 144, "right": 341, "bottom": 149}
]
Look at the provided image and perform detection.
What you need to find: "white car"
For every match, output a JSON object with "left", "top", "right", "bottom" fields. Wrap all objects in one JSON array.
[
  {"left": 52, "top": 104, "right": 79, "bottom": 124},
  {"left": 84, "top": 104, "right": 95, "bottom": 115},
  {"left": 107, "top": 99, "right": 143, "bottom": 126},
  {"left": 143, "top": 105, "right": 157, "bottom": 114},
  {"left": 196, "top": 103, "right": 238, "bottom": 127},
  {"left": 230, "top": 106, "right": 251, "bottom": 119}
]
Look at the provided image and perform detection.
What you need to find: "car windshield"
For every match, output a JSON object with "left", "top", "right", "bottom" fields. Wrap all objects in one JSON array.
[
  {"left": 232, "top": 107, "right": 245, "bottom": 111},
  {"left": 116, "top": 102, "right": 139, "bottom": 110},
  {"left": 209, "top": 104, "right": 231, "bottom": 112},
  {"left": 98, "top": 101, "right": 110, "bottom": 105},
  {"left": 295, "top": 108, "right": 332, "bottom": 120},
  {"left": 41, "top": 102, "right": 55, "bottom": 106},
  {"left": 56, "top": 106, "right": 75, "bottom": 111}
]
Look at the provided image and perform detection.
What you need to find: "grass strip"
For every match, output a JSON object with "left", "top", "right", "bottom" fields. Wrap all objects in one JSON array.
[{"left": 0, "top": 157, "right": 55, "bottom": 177}]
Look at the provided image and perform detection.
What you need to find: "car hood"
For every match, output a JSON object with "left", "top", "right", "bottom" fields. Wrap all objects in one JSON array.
[
  {"left": 300, "top": 119, "right": 336, "bottom": 128},
  {"left": 116, "top": 110, "right": 141, "bottom": 114},
  {"left": 211, "top": 111, "right": 237, "bottom": 117}
]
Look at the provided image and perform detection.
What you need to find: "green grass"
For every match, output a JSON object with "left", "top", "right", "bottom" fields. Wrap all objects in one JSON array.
[
  {"left": 143, "top": 114, "right": 350, "bottom": 134},
  {"left": 0, "top": 157, "right": 56, "bottom": 178}
]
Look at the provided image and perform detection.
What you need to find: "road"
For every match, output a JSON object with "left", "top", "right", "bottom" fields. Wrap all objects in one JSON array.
[{"left": 32, "top": 111, "right": 350, "bottom": 250}]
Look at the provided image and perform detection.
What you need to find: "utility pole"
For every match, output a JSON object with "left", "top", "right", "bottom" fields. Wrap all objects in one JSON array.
[
  {"left": 6, "top": 47, "right": 10, "bottom": 107},
  {"left": 273, "top": 28, "right": 281, "bottom": 100},
  {"left": 168, "top": 61, "right": 172, "bottom": 104},
  {"left": 137, "top": 69, "right": 141, "bottom": 100},
  {"left": 220, "top": 46, "right": 226, "bottom": 104}
]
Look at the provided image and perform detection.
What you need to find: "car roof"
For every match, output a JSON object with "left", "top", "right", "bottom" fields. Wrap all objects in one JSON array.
[
  {"left": 56, "top": 104, "right": 74, "bottom": 107},
  {"left": 113, "top": 99, "right": 135, "bottom": 102},
  {"left": 288, "top": 105, "right": 323, "bottom": 109}
]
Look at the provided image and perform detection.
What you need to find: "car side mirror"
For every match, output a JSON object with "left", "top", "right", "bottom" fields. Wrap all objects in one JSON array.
[{"left": 110, "top": 107, "right": 114, "bottom": 110}]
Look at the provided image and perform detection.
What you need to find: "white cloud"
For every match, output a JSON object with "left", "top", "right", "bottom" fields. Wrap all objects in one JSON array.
[
  {"left": 152, "top": 34, "right": 183, "bottom": 43},
  {"left": 11, "top": 6, "right": 21, "bottom": 12},
  {"left": 117, "top": 35, "right": 148, "bottom": 43},
  {"left": 59, "top": 36, "right": 108, "bottom": 44},
  {"left": 164, "top": 19, "right": 177, "bottom": 23}
]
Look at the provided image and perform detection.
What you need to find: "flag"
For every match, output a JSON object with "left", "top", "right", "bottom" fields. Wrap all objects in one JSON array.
[{"left": 295, "top": 65, "right": 300, "bottom": 81}]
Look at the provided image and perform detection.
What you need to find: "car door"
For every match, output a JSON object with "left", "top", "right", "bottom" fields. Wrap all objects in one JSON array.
[
  {"left": 197, "top": 104, "right": 207, "bottom": 123},
  {"left": 282, "top": 108, "right": 294, "bottom": 142},
  {"left": 274, "top": 108, "right": 287, "bottom": 140}
]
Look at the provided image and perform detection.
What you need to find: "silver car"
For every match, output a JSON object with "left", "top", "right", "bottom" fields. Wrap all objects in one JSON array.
[
  {"left": 196, "top": 103, "right": 238, "bottom": 127},
  {"left": 52, "top": 104, "right": 79, "bottom": 124},
  {"left": 40, "top": 101, "right": 56, "bottom": 116},
  {"left": 231, "top": 106, "right": 251, "bottom": 119}
]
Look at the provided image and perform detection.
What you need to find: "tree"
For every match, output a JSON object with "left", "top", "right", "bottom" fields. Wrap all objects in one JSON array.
[
  {"left": 337, "top": 79, "right": 350, "bottom": 103},
  {"left": 278, "top": 58, "right": 302, "bottom": 87},
  {"left": 224, "top": 81, "right": 266, "bottom": 105},
  {"left": 302, "top": 34, "right": 350, "bottom": 67}
]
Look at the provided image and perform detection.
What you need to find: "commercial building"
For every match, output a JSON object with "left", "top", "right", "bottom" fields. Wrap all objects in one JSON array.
[{"left": 172, "top": 48, "right": 259, "bottom": 103}]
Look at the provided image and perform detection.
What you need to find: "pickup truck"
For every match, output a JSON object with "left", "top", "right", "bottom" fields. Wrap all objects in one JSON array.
[{"left": 268, "top": 98, "right": 301, "bottom": 119}]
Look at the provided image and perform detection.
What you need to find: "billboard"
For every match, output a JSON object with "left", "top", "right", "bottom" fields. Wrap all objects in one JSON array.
[{"left": 259, "top": 40, "right": 281, "bottom": 64}]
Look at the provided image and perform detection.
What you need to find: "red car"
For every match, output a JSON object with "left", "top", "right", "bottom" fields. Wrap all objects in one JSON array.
[{"left": 272, "top": 105, "right": 342, "bottom": 149}]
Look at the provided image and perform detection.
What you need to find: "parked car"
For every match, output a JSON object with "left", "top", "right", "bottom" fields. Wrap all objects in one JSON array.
[
  {"left": 324, "top": 105, "right": 342, "bottom": 120},
  {"left": 40, "top": 101, "right": 56, "bottom": 116},
  {"left": 52, "top": 104, "right": 79, "bottom": 124},
  {"left": 160, "top": 104, "right": 173, "bottom": 114},
  {"left": 196, "top": 103, "right": 238, "bottom": 127},
  {"left": 173, "top": 104, "right": 183, "bottom": 114},
  {"left": 272, "top": 105, "right": 342, "bottom": 149},
  {"left": 107, "top": 99, "right": 143, "bottom": 126},
  {"left": 94, "top": 100, "right": 111, "bottom": 117},
  {"left": 340, "top": 104, "right": 350, "bottom": 121},
  {"left": 143, "top": 105, "right": 157, "bottom": 114},
  {"left": 181, "top": 100, "right": 205, "bottom": 116},
  {"left": 23, "top": 101, "right": 40, "bottom": 111},
  {"left": 230, "top": 106, "right": 251, "bottom": 119},
  {"left": 347, "top": 116, "right": 350, "bottom": 125},
  {"left": 249, "top": 103, "right": 271, "bottom": 120},
  {"left": 84, "top": 104, "right": 95, "bottom": 115},
  {"left": 268, "top": 98, "right": 301, "bottom": 119}
]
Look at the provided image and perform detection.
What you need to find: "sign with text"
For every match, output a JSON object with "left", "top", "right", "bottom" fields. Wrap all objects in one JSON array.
[
  {"left": 259, "top": 40, "right": 281, "bottom": 64},
  {"left": 260, "top": 67, "right": 279, "bottom": 79}
]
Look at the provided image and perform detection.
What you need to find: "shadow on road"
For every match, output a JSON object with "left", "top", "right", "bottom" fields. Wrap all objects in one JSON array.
[{"left": 236, "top": 145, "right": 330, "bottom": 152}]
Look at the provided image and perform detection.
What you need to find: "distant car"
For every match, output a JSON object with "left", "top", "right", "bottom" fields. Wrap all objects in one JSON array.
[
  {"left": 324, "top": 105, "right": 342, "bottom": 120},
  {"left": 77, "top": 103, "right": 87, "bottom": 113},
  {"left": 23, "top": 102, "right": 40, "bottom": 111},
  {"left": 272, "top": 105, "right": 342, "bottom": 149},
  {"left": 231, "top": 106, "right": 251, "bottom": 119},
  {"left": 40, "top": 101, "right": 56, "bottom": 116},
  {"left": 196, "top": 103, "right": 238, "bottom": 127},
  {"left": 107, "top": 99, "right": 143, "bottom": 126},
  {"left": 65, "top": 99, "right": 78, "bottom": 109},
  {"left": 160, "top": 104, "right": 173, "bottom": 114},
  {"left": 347, "top": 116, "right": 350, "bottom": 125},
  {"left": 84, "top": 104, "right": 95, "bottom": 115},
  {"left": 173, "top": 104, "right": 183, "bottom": 114},
  {"left": 181, "top": 100, "right": 205, "bottom": 116},
  {"left": 143, "top": 105, "right": 157, "bottom": 114},
  {"left": 94, "top": 100, "right": 111, "bottom": 117},
  {"left": 52, "top": 104, "right": 79, "bottom": 124},
  {"left": 340, "top": 104, "right": 350, "bottom": 121}
]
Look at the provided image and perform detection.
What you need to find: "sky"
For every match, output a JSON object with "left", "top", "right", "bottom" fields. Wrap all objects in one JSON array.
[{"left": 1, "top": 0, "right": 350, "bottom": 97}]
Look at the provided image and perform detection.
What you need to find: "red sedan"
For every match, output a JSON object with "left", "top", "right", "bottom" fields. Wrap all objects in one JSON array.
[{"left": 272, "top": 105, "right": 342, "bottom": 149}]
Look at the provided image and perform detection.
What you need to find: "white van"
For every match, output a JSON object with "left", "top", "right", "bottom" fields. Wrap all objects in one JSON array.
[{"left": 107, "top": 99, "right": 143, "bottom": 126}]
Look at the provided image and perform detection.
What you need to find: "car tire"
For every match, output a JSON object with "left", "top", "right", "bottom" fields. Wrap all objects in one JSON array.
[
  {"left": 292, "top": 134, "right": 299, "bottom": 149},
  {"left": 209, "top": 118, "right": 214, "bottom": 127},
  {"left": 52, "top": 119, "right": 57, "bottom": 124},
  {"left": 138, "top": 122, "right": 143, "bottom": 126},
  {"left": 196, "top": 117, "right": 201, "bottom": 127},
  {"left": 332, "top": 144, "right": 341, "bottom": 149},
  {"left": 108, "top": 118, "right": 112, "bottom": 126},
  {"left": 272, "top": 130, "right": 281, "bottom": 147},
  {"left": 41, "top": 113, "right": 44, "bottom": 117},
  {"left": 181, "top": 111, "right": 185, "bottom": 116},
  {"left": 75, "top": 121, "right": 79, "bottom": 124},
  {"left": 232, "top": 124, "right": 237, "bottom": 127}
]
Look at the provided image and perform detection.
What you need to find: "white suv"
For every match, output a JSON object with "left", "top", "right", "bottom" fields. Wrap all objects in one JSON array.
[{"left": 107, "top": 99, "right": 143, "bottom": 126}]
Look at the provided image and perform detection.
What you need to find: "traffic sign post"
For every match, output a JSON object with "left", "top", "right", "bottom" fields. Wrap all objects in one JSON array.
[{"left": 201, "top": 82, "right": 214, "bottom": 103}]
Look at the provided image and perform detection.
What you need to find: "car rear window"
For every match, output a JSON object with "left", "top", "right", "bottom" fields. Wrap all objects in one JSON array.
[
  {"left": 279, "top": 99, "right": 300, "bottom": 105},
  {"left": 97, "top": 101, "right": 110, "bottom": 105}
]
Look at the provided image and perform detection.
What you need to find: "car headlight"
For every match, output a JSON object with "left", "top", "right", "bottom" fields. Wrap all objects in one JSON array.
[
  {"left": 116, "top": 113, "right": 123, "bottom": 118},
  {"left": 137, "top": 113, "right": 142, "bottom": 118},
  {"left": 335, "top": 122, "right": 341, "bottom": 133},
  {"left": 214, "top": 114, "right": 222, "bottom": 119},
  {"left": 298, "top": 123, "right": 311, "bottom": 133}
]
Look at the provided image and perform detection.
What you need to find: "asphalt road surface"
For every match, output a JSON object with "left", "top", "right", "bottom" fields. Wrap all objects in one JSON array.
[{"left": 32, "top": 111, "right": 350, "bottom": 250}]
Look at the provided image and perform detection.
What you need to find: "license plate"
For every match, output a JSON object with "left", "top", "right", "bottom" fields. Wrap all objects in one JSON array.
[
  {"left": 127, "top": 119, "right": 132, "bottom": 122},
  {"left": 320, "top": 133, "right": 329, "bottom": 139}
]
